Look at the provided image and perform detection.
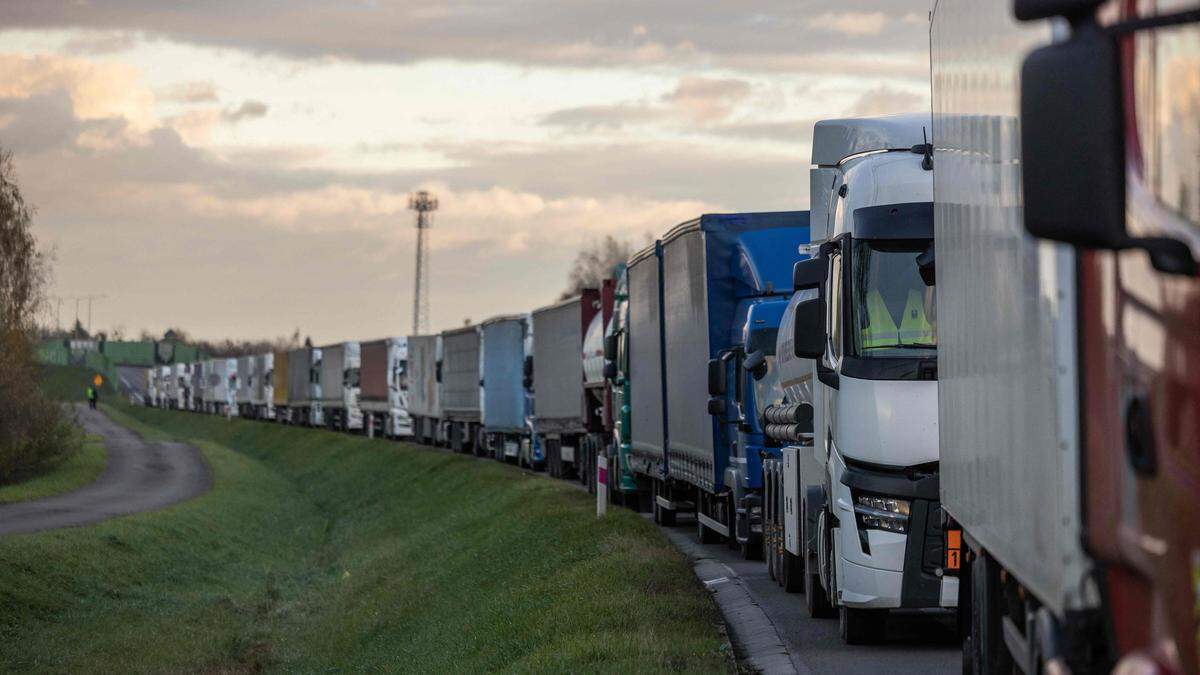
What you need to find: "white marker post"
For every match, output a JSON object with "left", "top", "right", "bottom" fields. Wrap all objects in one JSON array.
[{"left": 596, "top": 453, "right": 608, "bottom": 517}]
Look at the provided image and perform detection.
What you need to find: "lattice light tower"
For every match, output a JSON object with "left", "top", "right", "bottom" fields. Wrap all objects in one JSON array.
[{"left": 408, "top": 191, "right": 438, "bottom": 335}]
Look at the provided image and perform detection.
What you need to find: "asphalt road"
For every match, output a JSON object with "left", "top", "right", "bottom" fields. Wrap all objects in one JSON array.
[
  {"left": 0, "top": 404, "right": 211, "bottom": 535},
  {"left": 658, "top": 510, "right": 960, "bottom": 675}
]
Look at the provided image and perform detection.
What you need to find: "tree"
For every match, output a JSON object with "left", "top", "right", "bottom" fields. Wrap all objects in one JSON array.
[
  {"left": 561, "top": 235, "right": 634, "bottom": 299},
  {"left": 0, "top": 148, "right": 76, "bottom": 484}
]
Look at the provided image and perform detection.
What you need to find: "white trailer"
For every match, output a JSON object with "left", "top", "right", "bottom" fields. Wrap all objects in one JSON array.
[
  {"left": 252, "top": 352, "right": 275, "bottom": 420},
  {"left": 320, "top": 342, "right": 363, "bottom": 432}
]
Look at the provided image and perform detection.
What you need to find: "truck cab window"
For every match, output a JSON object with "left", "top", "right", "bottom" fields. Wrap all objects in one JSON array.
[
  {"left": 849, "top": 240, "right": 937, "bottom": 359},
  {"left": 828, "top": 250, "right": 843, "bottom": 361}
]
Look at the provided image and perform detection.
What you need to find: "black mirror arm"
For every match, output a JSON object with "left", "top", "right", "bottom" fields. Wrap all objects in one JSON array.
[
  {"left": 817, "top": 364, "right": 839, "bottom": 390},
  {"left": 1128, "top": 236, "right": 1199, "bottom": 277}
]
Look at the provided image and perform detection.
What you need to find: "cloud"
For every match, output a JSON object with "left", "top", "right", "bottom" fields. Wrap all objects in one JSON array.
[
  {"left": 223, "top": 99, "right": 268, "bottom": 123},
  {"left": 156, "top": 80, "right": 218, "bottom": 103},
  {"left": 0, "top": 54, "right": 156, "bottom": 130},
  {"left": 806, "top": 11, "right": 887, "bottom": 37},
  {"left": 61, "top": 30, "right": 137, "bottom": 55},
  {"left": 844, "top": 84, "right": 926, "bottom": 117},
  {"left": 541, "top": 76, "right": 753, "bottom": 132},
  {"left": 1, "top": 2, "right": 929, "bottom": 76}
]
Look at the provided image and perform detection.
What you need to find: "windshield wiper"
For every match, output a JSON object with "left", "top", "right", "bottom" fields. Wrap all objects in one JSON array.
[{"left": 865, "top": 343, "right": 937, "bottom": 350}]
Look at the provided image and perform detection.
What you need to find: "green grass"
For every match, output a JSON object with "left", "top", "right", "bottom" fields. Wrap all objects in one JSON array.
[
  {"left": 0, "top": 435, "right": 106, "bottom": 505},
  {"left": 0, "top": 405, "right": 731, "bottom": 673}
]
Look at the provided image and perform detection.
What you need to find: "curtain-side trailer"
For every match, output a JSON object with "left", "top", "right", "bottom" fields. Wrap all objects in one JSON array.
[
  {"left": 406, "top": 335, "right": 442, "bottom": 445},
  {"left": 236, "top": 355, "right": 255, "bottom": 418},
  {"left": 286, "top": 347, "right": 323, "bottom": 426},
  {"left": 359, "top": 337, "right": 410, "bottom": 438},
  {"left": 320, "top": 342, "right": 363, "bottom": 432},
  {"left": 479, "top": 315, "right": 530, "bottom": 462},
  {"left": 252, "top": 352, "right": 274, "bottom": 420},
  {"left": 440, "top": 325, "right": 482, "bottom": 453},
  {"left": 532, "top": 292, "right": 599, "bottom": 479}
]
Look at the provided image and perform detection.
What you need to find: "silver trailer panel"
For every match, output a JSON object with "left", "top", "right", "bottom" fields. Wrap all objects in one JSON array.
[
  {"left": 662, "top": 226, "right": 713, "bottom": 464},
  {"left": 236, "top": 356, "right": 254, "bottom": 404},
  {"left": 532, "top": 297, "right": 583, "bottom": 426},
  {"left": 320, "top": 344, "right": 346, "bottom": 406},
  {"left": 287, "top": 347, "right": 314, "bottom": 404},
  {"left": 931, "top": 0, "right": 1089, "bottom": 616},
  {"left": 252, "top": 353, "right": 272, "bottom": 404},
  {"left": 628, "top": 246, "right": 664, "bottom": 461},
  {"left": 406, "top": 334, "right": 442, "bottom": 419},
  {"left": 441, "top": 327, "right": 481, "bottom": 421},
  {"left": 480, "top": 316, "right": 526, "bottom": 433}
]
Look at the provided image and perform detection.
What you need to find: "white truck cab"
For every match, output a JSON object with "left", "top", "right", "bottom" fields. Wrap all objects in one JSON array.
[{"left": 780, "top": 114, "right": 955, "bottom": 643}]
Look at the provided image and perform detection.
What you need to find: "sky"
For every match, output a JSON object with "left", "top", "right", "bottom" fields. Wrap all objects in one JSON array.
[{"left": 0, "top": 1, "right": 932, "bottom": 343}]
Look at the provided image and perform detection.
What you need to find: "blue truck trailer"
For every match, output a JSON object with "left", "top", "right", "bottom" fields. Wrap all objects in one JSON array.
[
  {"left": 630, "top": 211, "right": 810, "bottom": 555},
  {"left": 479, "top": 314, "right": 532, "bottom": 462}
]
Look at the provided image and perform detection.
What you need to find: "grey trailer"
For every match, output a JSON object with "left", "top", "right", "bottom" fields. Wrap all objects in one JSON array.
[
  {"left": 320, "top": 342, "right": 363, "bottom": 432},
  {"left": 252, "top": 352, "right": 275, "bottom": 420},
  {"left": 626, "top": 242, "right": 666, "bottom": 481},
  {"left": 479, "top": 315, "right": 529, "bottom": 462},
  {"left": 532, "top": 291, "right": 599, "bottom": 478},
  {"left": 406, "top": 334, "right": 442, "bottom": 445},
  {"left": 440, "top": 325, "right": 482, "bottom": 453},
  {"left": 236, "top": 355, "right": 255, "bottom": 417},
  {"left": 287, "top": 346, "right": 324, "bottom": 426}
]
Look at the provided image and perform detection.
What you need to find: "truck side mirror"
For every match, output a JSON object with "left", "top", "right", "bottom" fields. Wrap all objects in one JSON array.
[
  {"left": 1019, "top": 8, "right": 1197, "bottom": 276},
  {"left": 792, "top": 298, "right": 826, "bottom": 359},
  {"left": 742, "top": 350, "right": 767, "bottom": 381},
  {"left": 916, "top": 243, "right": 935, "bottom": 287},
  {"left": 707, "top": 358, "right": 726, "bottom": 396},
  {"left": 793, "top": 257, "right": 826, "bottom": 291},
  {"left": 523, "top": 355, "right": 533, "bottom": 378},
  {"left": 603, "top": 333, "right": 618, "bottom": 362},
  {"left": 435, "top": 362, "right": 443, "bottom": 383},
  {"left": 707, "top": 397, "right": 726, "bottom": 416},
  {"left": 603, "top": 361, "right": 617, "bottom": 380}
]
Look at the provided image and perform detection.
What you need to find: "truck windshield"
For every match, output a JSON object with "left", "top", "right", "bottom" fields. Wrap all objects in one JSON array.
[{"left": 849, "top": 240, "right": 936, "bottom": 359}]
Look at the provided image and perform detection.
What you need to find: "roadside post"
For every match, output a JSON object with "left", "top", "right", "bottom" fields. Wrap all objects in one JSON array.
[{"left": 597, "top": 454, "right": 608, "bottom": 517}]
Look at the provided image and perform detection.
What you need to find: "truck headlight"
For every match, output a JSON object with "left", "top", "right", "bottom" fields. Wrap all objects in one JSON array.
[{"left": 853, "top": 493, "right": 910, "bottom": 534}]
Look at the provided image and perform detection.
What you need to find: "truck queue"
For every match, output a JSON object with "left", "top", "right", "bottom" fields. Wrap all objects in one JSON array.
[{"left": 139, "top": 0, "right": 1200, "bottom": 671}]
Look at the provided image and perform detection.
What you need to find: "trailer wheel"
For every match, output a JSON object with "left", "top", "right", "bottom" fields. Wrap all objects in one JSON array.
[
  {"left": 840, "top": 607, "right": 887, "bottom": 645},
  {"left": 968, "top": 552, "right": 1013, "bottom": 675}
]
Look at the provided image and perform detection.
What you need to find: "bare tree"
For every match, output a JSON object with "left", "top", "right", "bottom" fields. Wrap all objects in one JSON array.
[{"left": 561, "top": 235, "right": 634, "bottom": 299}]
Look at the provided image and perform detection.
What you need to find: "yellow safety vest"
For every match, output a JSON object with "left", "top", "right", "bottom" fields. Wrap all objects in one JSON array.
[{"left": 861, "top": 290, "right": 935, "bottom": 348}]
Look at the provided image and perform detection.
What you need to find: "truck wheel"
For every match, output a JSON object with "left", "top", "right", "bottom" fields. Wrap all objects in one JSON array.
[
  {"left": 969, "top": 553, "right": 1013, "bottom": 674},
  {"left": 840, "top": 607, "right": 887, "bottom": 645},
  {"left": 781, "top": 550, "right": 805, "bottom": 593},
  {"left": 804, "top": 554, "right": 835, "bottom": 617}
]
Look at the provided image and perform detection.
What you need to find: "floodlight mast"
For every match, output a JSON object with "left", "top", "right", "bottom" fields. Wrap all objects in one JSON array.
[{"left": 408, "top": 191, "right": 438, "bottom": 335}]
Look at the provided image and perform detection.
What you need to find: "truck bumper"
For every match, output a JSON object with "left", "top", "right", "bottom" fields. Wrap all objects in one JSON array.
[{"left": 832, "top": 455, "right": 956, "bottom": 610}]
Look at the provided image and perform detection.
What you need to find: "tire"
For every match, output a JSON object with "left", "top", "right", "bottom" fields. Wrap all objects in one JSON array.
[
  {"left": 805, "top": 554, "right": 835, "bottom": 618},
  {"left": 781, "top": 550, "right": 805, "bottom": 593},
  {"left": 840, "top": 606, "right": 887, "bottom": 645},
  {"left": 969, "top": 553, "right": 1013, "bottom": 674}
]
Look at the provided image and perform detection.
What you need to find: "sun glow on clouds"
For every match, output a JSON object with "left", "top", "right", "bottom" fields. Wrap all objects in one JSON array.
[{"left": 0, "top": 5, "right": 931, "bottom": 340}]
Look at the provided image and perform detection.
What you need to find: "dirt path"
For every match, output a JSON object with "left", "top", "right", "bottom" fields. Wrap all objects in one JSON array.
[{"left": 0, "top": 404, "right": 211, "bottom": 535}]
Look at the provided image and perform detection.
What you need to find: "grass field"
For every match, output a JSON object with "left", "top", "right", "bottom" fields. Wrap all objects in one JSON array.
[
  {"left": 0, "top": 405, "right": 731, "bottom": 673},
  {"left": 0, "top": 433, "right": 105, "bottom": 505}
]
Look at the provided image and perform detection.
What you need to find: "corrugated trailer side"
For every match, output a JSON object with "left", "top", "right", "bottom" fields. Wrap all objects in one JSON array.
[
  {"left": 627, "top": 243, "right": 665, "bottom": 479},
  {"left": 440, "top": 326, "right": 481, "bottom": 421},
  {"left": 931, "top": 0, "right": 1087, "bottom": 623},
  {"left": 406, "top": 334, "right": 442, "bottom": 444},
  {"left": 440, "top": 326, "right": 481, "bottom": 452},
  {"left": 480, "top": 316, "right": 526, "bottom": 434},
  {"left": 320, "top": 344, "right": 345, "bottom": 407}
]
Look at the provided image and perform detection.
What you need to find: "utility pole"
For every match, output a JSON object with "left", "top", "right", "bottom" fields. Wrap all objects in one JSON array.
[
  {"left": 408, "top": 191, "right": 438, "bottom": 335},
  {"left": 81, "top": 294, "right": 106, "bottom": 335}
]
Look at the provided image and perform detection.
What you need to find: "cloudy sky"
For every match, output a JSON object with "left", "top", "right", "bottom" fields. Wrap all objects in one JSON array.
[{"left": 0, "top": 1, "right": 931, "bottom": 343}]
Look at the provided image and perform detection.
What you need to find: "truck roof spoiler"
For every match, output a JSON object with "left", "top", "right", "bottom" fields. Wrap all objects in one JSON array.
[{"left": 811, "top": 113, "right": 932, "bottom": 167}]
